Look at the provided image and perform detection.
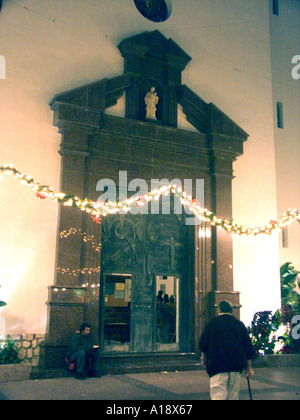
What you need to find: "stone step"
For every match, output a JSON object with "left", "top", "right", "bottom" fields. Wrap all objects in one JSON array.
[
  {"left": 31, "top": 352, "right": 201, "bottom": 379},
  {"left": 30, "top": 353, "right": 300, "bottom": 380}
]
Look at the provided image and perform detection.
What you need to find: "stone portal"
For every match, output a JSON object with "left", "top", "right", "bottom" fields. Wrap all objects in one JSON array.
[{"left": 40, "top": 30, "right": 248, "bottom": 370}]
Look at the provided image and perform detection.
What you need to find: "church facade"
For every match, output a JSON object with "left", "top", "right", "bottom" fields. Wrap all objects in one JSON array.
[
  {"left": 40, "top": 31, "right": 249, "bottom": 367},
  {"left": 0, "top": 1, "right": 299, "bottom": 372}
]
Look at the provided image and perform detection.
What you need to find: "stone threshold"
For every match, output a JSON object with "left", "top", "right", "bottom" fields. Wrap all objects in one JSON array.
[{"left": 2, "top": 353, "right": 300, "bottom": 382}]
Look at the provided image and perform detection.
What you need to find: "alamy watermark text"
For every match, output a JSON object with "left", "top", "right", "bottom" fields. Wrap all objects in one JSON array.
[
  {"left": 96, "top": 171, "right": 204, "bottom": 226},
  {"left": 292, "top": 55, "right": 300, "bottom": 80}
]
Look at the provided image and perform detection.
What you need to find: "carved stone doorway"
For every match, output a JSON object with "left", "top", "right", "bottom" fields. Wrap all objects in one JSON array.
[
  {"left": 40, "top": 30, "right": 248, "bottom": 370},
  {"left": 99, "top": 211, "right": 194, "bottom": 354}
]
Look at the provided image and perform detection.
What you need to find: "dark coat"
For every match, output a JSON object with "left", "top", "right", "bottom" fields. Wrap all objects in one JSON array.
[
  {"left": 67, "top": 332, "right": 95, "bottom": 357},
  {"left": 199, "top": 314, "right": 256, "bottom": 377}
]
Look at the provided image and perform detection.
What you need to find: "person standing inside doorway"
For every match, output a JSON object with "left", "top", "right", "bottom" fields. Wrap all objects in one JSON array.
[{"left": 199, "top": 301, "right": 255, "bottom": 400}]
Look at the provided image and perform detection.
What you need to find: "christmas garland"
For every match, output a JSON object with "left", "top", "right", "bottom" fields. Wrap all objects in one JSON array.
[{"left": 1, "top": 163, "right": 300, "bottom": 236}]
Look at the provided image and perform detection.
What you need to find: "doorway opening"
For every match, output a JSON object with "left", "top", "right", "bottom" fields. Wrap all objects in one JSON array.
[
  {"left": 102, "top": 273, "right": 132, "bottom": 352},
  {"left": 155, "top": 275, "right": 180, "bottom": 351}
]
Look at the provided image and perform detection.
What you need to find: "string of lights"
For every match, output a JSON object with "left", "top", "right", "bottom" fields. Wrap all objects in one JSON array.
[
  {"left": 1, "top": 163, "right": 300, "bottom": 236},
  {"left": 57, "top": 228, "right": 101, "bottom": 283},
  {"left": 56, "top": 266, "right": 101, "bottom": 277},
  {"left": 59, "top": 228, "right": 101, "bottom": 253}
]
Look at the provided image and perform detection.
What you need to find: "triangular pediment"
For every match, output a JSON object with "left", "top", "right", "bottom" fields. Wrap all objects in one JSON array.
[
  {"left": 50, "top": 30, "right": 248, "bottom": 142},
  {"left": 118, "top": 30, "right": 191, "bottom": 70},
  {"left": 49, "top": 74, "right": 132, "bottom": 112},
  {"left": 145, "top": 44, "right": 167, "bottom": 62}
]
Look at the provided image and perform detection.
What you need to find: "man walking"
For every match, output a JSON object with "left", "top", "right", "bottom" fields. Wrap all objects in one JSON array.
[
  {"left": 199, "top": 301, "right": 255, "bottom": 400},
  {"left": 67, "top": 323, "right": 101, "bottom": 380}
]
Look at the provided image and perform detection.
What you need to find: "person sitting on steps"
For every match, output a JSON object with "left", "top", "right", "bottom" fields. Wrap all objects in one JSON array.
[{"left": 66, "top": 322, "right": 101, "bottom": 380}]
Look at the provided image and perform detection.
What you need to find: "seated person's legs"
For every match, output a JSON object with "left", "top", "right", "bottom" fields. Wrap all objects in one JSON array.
[{"left": 69, "top": 350, "right": 85, "bottom": 378}]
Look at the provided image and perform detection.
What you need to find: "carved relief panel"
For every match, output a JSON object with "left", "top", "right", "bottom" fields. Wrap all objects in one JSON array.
[{"left": 100, "top": 210, "right": 188, "bottom": 352}]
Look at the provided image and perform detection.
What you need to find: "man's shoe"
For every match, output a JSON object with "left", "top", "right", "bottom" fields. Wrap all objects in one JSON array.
[{"left": 75, "top": 372, "right": 86, "bottom": 380}]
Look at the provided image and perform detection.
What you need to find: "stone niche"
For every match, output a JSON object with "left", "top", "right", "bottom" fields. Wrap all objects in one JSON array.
[{"left": 40, "top": 30, "right": 248, "bottom": 369}]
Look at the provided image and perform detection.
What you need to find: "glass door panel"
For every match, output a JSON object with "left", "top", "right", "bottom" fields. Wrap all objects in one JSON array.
[
  {"left": 103, "top": 273, "right": 132, "bottom": 352},
  {"left": 155, "top": 275, "right": 180, "bottom": 351}
]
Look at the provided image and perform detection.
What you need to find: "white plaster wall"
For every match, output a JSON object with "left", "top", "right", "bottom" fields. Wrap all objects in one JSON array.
[
  {"left": 0, "top": 0, "right": 286, "bottom": 332},
  {"left": 270, "top": 0, "right": 300, "bottom": 269}
]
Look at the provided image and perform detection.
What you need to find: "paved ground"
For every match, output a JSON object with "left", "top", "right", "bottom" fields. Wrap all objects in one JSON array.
[{"left": 0, "top": 367, "right": 299, "bottom": 401}]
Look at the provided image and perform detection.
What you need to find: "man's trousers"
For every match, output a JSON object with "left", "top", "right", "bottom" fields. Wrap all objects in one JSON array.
[
  {"left": 210, "top": 372, "right": 241, "bottom": 400},
  {"left": 69, "top": 349, "right": 101, "bottom": 373}
]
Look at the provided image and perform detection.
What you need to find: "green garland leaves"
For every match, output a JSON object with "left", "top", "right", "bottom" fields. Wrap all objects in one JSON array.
[{"left": 1, "top": 163, "right": 299, "bottom": 236}]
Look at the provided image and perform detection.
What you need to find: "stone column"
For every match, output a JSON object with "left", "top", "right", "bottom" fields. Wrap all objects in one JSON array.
[
  {"left": 40, "top": 102, "right": 101, "bottom": 369},
  {"left": 206, "top": 103, "right": 248, "bottom": 319}
]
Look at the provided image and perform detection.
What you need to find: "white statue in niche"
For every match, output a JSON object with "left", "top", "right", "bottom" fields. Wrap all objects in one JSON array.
[{"left": 144, "top": 87, "right": 159, "bottom": 120}]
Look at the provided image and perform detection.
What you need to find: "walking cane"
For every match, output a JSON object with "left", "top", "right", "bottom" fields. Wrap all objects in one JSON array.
[{"left": 247, "top": 377, "right": 253, "bottom": 400}]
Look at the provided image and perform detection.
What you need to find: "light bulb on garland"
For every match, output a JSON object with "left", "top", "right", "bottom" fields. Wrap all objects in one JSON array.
[
  {"left": 59, "top": 228, "right": 101, "bottom": 252},
  {"left": 1, "top": 163, "right": 300, "bottom": 236}
]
